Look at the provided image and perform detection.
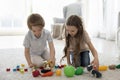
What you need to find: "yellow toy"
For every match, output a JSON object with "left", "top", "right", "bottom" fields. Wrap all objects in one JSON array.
[
  {"left": 98, "top": 66, "right": 108, "bottom": 71},
  {"left": 56, "top": 69, "right": 61, "bottom": 76}
]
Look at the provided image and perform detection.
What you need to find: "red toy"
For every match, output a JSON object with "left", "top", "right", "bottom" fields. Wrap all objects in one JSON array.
[
  {"left": 32, "top": 70, "right": 40, "bottom": 77},
  {"left": 6, "top": 68, "right": 10, "bottom": 72},
  {"left": 24, "top": 69, "right": 28, "bottom": 72}
]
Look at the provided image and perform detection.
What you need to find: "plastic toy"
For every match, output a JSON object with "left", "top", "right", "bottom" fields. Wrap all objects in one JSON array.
[
  {"left": 20, "top": 68, "right": 24, "bottom": 74},
  {"left": 64, "top": 65, "right": 75, "bottom": 77},
  {"left": 41, "top": 71, "right": 53, "bottom": 77},
  {"left": 16, "top": 65, "right": 20, "bottom": 69},
  {"left": 32, "top": 69, "right": 40, "bottom": 77},
  {"left": 21, "top": 64, "right": 25, "bottom": 67},
  {"left": 55, "top": 65, "right": 59, "bottom": 69},
  {"left": 17, "top": 68, "right": 20, "bottom": 71},
  {"left": 43, "top": 60, "right": 54, "bottom": 70},
  {"left": 24, "top": 69, "right": 28, "bottom": 72},
  {"left": 41, "top": 69, "right": 51, "bottom": 73},
  {"left": 116, "top": 64, "right": 120, "bottom": 69},
  {"left": 13, "top": 69, "right": 17, "bottom": 72},
  {"left": 39, "top": 66, "right": 44, "bottom": 69},
  {"left": 56, "top": 69, "right": 61, "bottom": 76},
  {"left": 87, "top": 65, "right": 102, "bottom": 78},
  {"left": 75, "top": 67, "right": 83, "bottom": 75},
  {"left": 55, "top": 64, "right": 65, "bottom": 69},
  {"left": 6, "top": 68, "right": 10, "bottom": 72},
  {"left": 109, "top": 65, "right": 116, "bottom": 70},
  {"left": 98, "top": 65, "right": 108, "bottom": 71}
]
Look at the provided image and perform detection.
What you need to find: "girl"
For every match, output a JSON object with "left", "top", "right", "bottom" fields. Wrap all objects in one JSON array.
[
  {"left": 23, "top": 13, "right": 55, "bottom": 68},
  {"left": 62, "top": 15, "right": 99, "bottom": 70}
]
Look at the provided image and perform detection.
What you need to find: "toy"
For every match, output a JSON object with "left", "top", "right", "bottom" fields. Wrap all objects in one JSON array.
[
  {"left": 109, "top": 65, "right": 116, "bottom": 70},
  {"left": 98, "top": 65, "right": 108, "bottom": 71},
  {"left": 13, "top": 69, "right": 17, "bottom": 72},
  {"left": 17, "top": 68, "right": 20, "bottom": 71},
  {"left": 87, "top": 65, "right": 102, "bottom": 78},
  {"left": 21, "top": 64, "right": 25, "bottom": 67},
  {"left": 32, "top": 69, "right": 40, "bottom": 77},
  {"left": 41, "top": 71, "right": 54, "bottom": 77},
  {"left": 55, "top": 64, "right": 65, "bottom": 69},
  {"left": 56, "top": 69, "right": 61, "bottom": 76},
  {"left": 24, "top": 69, "right": 28, "bottom": 72},
  {"left": 39, "top": 66, "right": 44, "bottom": 69},
  {"left": 16, "top": 65, "right": 20, "bottom": 69},
  {"left": 116, "top": 64, "right": 120, "bottom": 69},
  {"left": 20, "top": 68, "right": 24, "bottom": 74},
  {"left": 64, "top": 65, "right": 75, "bottom": 77},
  {"left": 75, "top": 67, "right": 83, "bottom": 75},
  {"left": 41, "top": 69, "right": 51, "bottom": 73},
  {"left": 6, "top": 68, "right": 10, "bottom": 72},
  {"left": 43, "top": 60, "right": 54, "bottom": 70},
  {"left": 55, "top": 65, "right": 59, "bottom": 69}
]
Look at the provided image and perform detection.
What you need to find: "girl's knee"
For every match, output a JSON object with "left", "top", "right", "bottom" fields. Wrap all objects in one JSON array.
[{"left": 81, "top": 60, "right": 90, "bottom": 67}]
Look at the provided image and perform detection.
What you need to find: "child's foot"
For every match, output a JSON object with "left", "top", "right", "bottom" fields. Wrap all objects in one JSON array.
[{"left": 87, "top": 65, "right": 102, "bottom": 78}]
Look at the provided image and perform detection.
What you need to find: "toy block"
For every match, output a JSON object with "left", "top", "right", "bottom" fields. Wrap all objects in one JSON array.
[{"left": 6, "top": 68, "right": 10, "bottom": 72}]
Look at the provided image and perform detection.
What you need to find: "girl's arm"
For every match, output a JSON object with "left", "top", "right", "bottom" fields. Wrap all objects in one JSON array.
[
  {"left": 67, "top": 52, "right": 71, "bottom": 65},
  {"left": 67, "top": 49, "right": 72, "bottom": 65},
  {"left": 24, "top": 48, "right": 34, "bottom": 68},
  {"left": 87, "top": 41, "right": 99, "bottom": 70},
  {"left": 48, "top": 41, "right": 55, "bottom": 67}
]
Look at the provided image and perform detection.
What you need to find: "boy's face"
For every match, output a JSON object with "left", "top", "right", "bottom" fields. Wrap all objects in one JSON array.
[
  {"left": 66, "top": 25, "right": 78, "bottom": 37},
  {"left": 31, "top": 26, "right": 43, "bottom": 38}
]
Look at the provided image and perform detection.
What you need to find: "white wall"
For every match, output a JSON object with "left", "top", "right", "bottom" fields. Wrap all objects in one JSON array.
[
  {"left": 87, "top": 0, "right": 120, "bottom": 41},
  {"left": 31, "top": 0, "right": 76, "bottom": 31}
]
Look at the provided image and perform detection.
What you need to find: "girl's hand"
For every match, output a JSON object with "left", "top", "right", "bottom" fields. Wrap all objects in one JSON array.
[{"left": 91, "top": 58, "right": 99, "bottom": 70}]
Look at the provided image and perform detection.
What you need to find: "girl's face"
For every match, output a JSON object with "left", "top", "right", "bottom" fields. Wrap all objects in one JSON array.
[
  {"left": 66, "top": 25, "right": 78, "bottom": 37},
  {"left": 31, "top": 26, "right": 43, "bottom": 38}
]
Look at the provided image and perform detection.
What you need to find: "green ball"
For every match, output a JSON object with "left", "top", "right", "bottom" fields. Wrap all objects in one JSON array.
[
  {"left": 64, "top": 65, "right": 75, "bottom": 77},
  {"left": 75, "top": 67, "right": 84, "bottom": 75}
]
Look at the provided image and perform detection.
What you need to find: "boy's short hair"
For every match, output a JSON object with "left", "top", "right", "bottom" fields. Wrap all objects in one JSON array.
[{"left": 27, "top": 13, "right": 45, "bottom": 30}]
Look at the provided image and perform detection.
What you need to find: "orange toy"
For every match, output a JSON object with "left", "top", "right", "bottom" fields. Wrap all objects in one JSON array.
[
  {"left": 41, "top": 71, "right": 54, "bottom": 77},
  {"left": 98, "top": 66, "right": 108, "bottom": 71},
  {"left": 56, "top": 69, "right": 61, "bottom": 76}
]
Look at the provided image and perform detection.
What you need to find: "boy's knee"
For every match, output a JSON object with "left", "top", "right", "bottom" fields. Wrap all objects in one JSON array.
[{"left": 31, "top": 55, "right": 44, "bottom": 67}]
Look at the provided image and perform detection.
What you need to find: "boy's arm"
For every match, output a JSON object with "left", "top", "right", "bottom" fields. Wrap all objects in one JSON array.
[
  {"left": 48, "top": 41, "right": 55, "bottom": 66},
  {"left": 24, "top": 48, "right": 34, "bottom": 68}
]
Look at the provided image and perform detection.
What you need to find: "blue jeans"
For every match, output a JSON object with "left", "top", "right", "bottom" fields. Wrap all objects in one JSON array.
[
  {"left": 70, "top": 50, "right": 90, "bottom": 67},
  {"left": 80, "top": 51, "right": 90, "bottom": 67}
]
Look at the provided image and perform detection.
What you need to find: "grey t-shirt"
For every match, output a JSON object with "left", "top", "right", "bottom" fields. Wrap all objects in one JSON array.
[{"left": 23, "top": 29, "right": 53, "bottom": 55}]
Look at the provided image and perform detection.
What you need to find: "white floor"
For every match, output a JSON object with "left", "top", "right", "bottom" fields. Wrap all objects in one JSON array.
[
  {"left": 0, "top": 36, "right": 120, "bottom": 80},
  {"left": 0, "top": 35, "right": 120, "bottom": 65}
]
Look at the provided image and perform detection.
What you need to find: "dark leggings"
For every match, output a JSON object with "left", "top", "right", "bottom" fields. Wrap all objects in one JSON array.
[
  {"left": 70, "top": 50, "right": 90, "bottom": 67},
  {"left": 80, "top": 51, "right": 90, "bottom": 67}
]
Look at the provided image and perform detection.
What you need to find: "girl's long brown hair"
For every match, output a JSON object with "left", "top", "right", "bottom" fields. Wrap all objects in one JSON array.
[{"left": 61, "top": 15, "right": 84, "bottom": 62}]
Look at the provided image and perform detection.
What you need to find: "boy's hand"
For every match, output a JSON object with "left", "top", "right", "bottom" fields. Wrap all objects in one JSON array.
[
  {"left": 48, "top": 58, "right": 55, "bottom": 68},
  {"left": 29, "top": 63, "right": 36, "bottom": 68}
]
